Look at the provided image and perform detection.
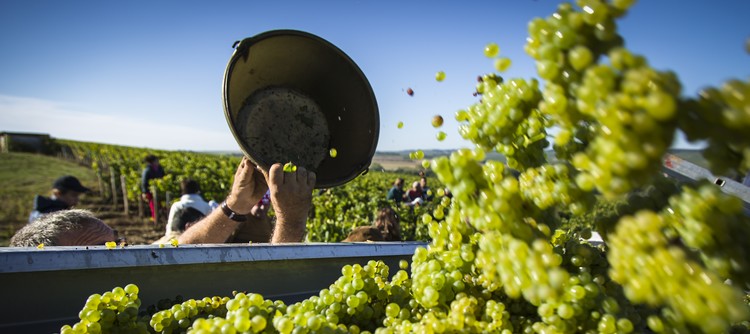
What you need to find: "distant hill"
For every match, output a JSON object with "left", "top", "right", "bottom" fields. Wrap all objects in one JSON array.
[
  {"left": 200, "top": 148, "right": 709, "bottom": 173},
  {"left": 200, "top": 151, "right": 245, "bottom": 156}
]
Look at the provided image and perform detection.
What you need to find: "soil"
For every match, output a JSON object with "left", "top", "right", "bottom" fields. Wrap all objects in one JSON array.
[{"left": 77, "top": 196, "right": 166, "bottom": 245}]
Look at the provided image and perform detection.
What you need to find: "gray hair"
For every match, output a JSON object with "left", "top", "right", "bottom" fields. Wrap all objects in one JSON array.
[{"left": 10, "top": 209, "right": 99, "bottom": 247}]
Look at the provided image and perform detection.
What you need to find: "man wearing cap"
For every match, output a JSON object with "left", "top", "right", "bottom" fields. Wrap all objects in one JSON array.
[{"left": 28, "top": 175, "right": 91, "bottom": 223}]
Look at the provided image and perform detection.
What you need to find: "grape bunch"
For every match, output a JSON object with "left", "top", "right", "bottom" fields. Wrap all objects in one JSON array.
[
  {"left": 663, "top": 182, "right": 750, "bottom": 285},
  {"left": 148, "top": 295, "right": 230, "bottom": 332},
  {"left": 60, "top": 284, "right": 149, "bottom": 334},
  {"left": 608, "top": 207, "right": 749, "bottom": 333},
  {"left": 679, "top": 80, "right": 750, "bottom": 176},
  {"left": 518, "top": 163, "right": 595, "bottom": 216},
  {"left": 458, "top": 75, "right": 548, "bottom": 170}
]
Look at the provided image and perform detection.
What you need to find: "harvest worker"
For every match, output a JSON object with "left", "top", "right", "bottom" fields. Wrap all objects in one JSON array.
[
  {"left": 405, "top": 181, "right": 424, "bottom": 207},
  {"left": 342, "top": 207, "right": 401, "bottom": 242},
  {"left": 163, "top": 179, "right": 213, "bottom": 236},
  {"left": 386, "top": 178, "right": 405, "bottom": 204},
  {"left": 12, "top": 209, "right": 116, "bottom": 247},
  {"left": 178, "top": 157, "right": 314, "bottom": 244},
  {"left": 342, "top": 226, "right": 384, "bottom": 242},
  {"left": 141, "top": 154, "right": 165, "bottom": 223},
  {"left": 419, "top": 176, "right": 432, "bottom": 202},
  {"left": 373, "top": 207, "right": 401, "bottom": 241},
  {"left": 28, "top": 175, "right": 91, "bottom": 223}
]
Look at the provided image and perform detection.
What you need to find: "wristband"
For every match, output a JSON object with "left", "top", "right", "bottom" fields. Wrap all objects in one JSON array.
[{"left": 220, "top": 201, "right": 248, "bottom": 222}]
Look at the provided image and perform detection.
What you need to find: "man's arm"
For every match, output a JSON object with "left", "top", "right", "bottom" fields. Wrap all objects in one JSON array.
[
  {"left": 177, "top": 207, "right": 241, "bottom": 243},
  {"left": 179, "top": 157, "right": 267, "bottom": 244},
  {"left": 267, "top": 163, "right": 316, "bottom": 243}
]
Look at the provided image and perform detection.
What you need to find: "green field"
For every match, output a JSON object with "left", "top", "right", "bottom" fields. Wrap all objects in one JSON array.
[{"left": 0, "top": 152, "right": 100, "bottom": 245}]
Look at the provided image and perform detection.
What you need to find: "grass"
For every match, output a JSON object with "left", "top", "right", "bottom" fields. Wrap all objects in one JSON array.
[
  {"left": 0, "top": 152, "right": 99, "bottom": 246},
  {"left": 371, "top": 156, "right": 421, "bottom": 171}
]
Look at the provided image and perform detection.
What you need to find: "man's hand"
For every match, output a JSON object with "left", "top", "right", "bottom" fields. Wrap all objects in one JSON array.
[
  {"left": 225, "top": 157, "right": 268, "bottom": 214},
  {"left": 266, "top": 163, "right": 315, "bottom": 242},
  {"left": 177, "top": 157, "right": 268, "bottom": 245}
]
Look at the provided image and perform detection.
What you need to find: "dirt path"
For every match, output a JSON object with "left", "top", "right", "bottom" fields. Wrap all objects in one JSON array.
[{"left": 77, "top": 197, "right": 166, "bottom": 245}]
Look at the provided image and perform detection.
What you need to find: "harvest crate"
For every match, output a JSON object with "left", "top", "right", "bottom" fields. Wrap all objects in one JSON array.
[{"left": 0, "top": 242, "right": 424, "bottom": 333}]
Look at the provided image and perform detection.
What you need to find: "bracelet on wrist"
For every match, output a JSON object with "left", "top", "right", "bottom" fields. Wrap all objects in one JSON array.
[{"left": 220, "top": 201, "right": 248, "bottom": 222}]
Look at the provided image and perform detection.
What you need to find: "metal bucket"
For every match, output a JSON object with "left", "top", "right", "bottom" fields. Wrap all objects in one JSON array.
[{"left": 223, "top": 30, "right": 379, "bottom": 188}]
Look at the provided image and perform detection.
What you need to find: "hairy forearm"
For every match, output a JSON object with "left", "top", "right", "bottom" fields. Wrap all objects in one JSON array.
[
  {"left": 271, "top": 218, "right": 306, "bottom": 243},
  {"left": 178, "top": 209, "right": 239, "bottom": 244}
]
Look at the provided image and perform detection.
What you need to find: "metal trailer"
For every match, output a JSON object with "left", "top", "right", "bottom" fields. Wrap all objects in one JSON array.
[
  {"left": 662, "top": 153, "right": 750, "bottom": 214},
  {"left": 0, "top": 242, "right": 425, "bottom": 333}
]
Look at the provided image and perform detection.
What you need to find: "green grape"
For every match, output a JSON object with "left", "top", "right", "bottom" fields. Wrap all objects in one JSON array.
[
  {"left": 124, "top": 284, "right": 139, "bottom": 295},
  {"left": 385, "top": 303, "right": 400, "bottom": 318},
  {"left": 251, "top": 315, "right": 267, "bottom": 332},
  {"left": 484, "top": 42, "right": 500, "bottom": 58},
  {"left": 436, "top": 131, "right": 447, "bottom": 141},
  {"left": 494, "top": 57, "right": 512, "bottom": 72},
  {"left": 568, "top": 45, "right": 593, "bottom": 71},
  {"left": 283, "top": 162, "right": 297, "bottom": 173},
  {"left": 540, "top": 60, "right": 563, "bottom": 81},
  {"left": 435, "top": 71, "right": 446, "bottom": 82}
]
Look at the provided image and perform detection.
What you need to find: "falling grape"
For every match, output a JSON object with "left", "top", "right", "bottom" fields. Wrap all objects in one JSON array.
[
  {"left": 484, "top": 42, "right": 500, "bottom": 58},
  {"left": 329, "top": 148, "right": 338, "bottom": 158},
  {"left": 435, "top": 71, "right": 446, "bottom": 82},
  {"left": 406, "top": 88, "right": 414, "bottom": 96},
  {"left": 397, "top": 121, "right": 404, "bottom": 129},
  {"left": 432, "top": 115, "right": 444, "bottom": 128},
  {"left": 436, "top": 131, "right": 447, "bottom": 141},
  {"left": 494, "top": 57, "right": 512, "bottom": 72},
  {"left": 105, "top": 241, "right": 116, "bottom": 249}
]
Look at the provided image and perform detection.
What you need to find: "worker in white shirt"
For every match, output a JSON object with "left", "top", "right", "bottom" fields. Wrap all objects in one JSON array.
[{"left": 164, "top": 179, "right": 213, "bottom": 236}]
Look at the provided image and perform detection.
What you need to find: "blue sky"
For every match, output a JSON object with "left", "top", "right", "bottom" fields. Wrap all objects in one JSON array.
[{"left": 1, "top": 1, "right": 748, "bottom": 152}]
